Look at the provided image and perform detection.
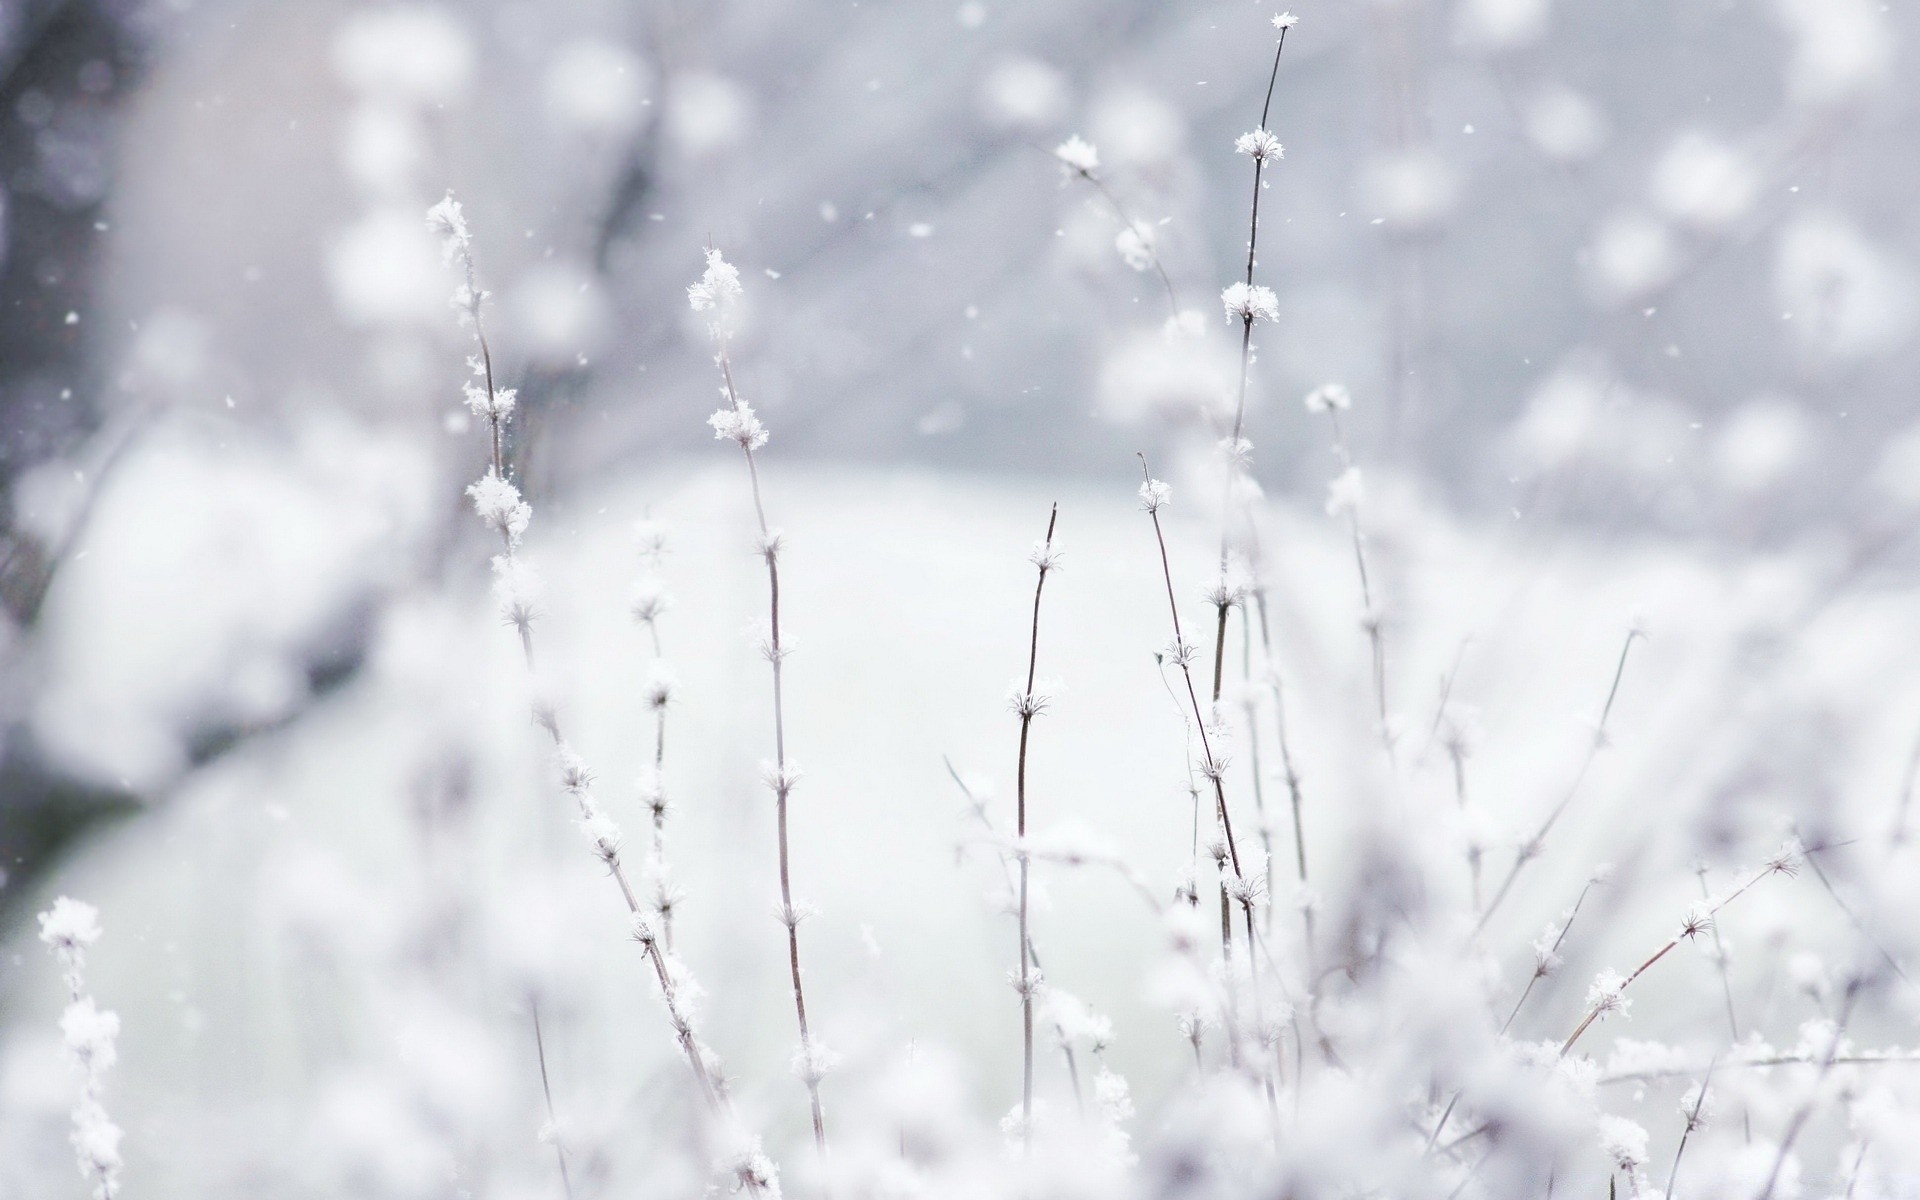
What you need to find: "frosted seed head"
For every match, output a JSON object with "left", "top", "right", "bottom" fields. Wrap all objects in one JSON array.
[
  {"left": 1304, "top": 382, "right": 1352, "bottom": 413},
  {"left": 1054, "top": 135, "right": 1099, "bottom": 175},
  {"left": 1324, "top": 466, "right": 1365, "bottom": 518},
  {"left": 687, "top": 247, "right": 743, "bottom": 313},
  {"left": 708, "top": 404, "right": 770, "bottom": 451},
  {"left": 1234, "top": 128, "right": 1285, "bottom": 163},
  {"left": 38, "top": 897, "right": 102, "bottom": 957},
  {"left": 1221, "top": 281, "right": 1280, "bottom": 324}
]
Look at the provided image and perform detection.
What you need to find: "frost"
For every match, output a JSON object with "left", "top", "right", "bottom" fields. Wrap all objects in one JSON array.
[
  {"left": 1053, "top": 135, "right": 1099, "bottom": 175},
  {"left": 1221, "top": 281, "right": 1279, "bottom": 324}
]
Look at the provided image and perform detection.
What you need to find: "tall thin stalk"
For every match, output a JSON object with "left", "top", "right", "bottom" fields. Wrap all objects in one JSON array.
[
  {"left": 431, "top": 199, "right": 775, "bottom": 1196},
  {"left": 530, "top": 996, "right": 575, "bottom": 1200},
  {"left": 1012, "top": 504, "right": 1060, "bottom": 1150},
  {"left": 1560, "top": 851, "right": 1795, "bottom": 1057},
  {"left": 1138, "top": 459, "right": 1267, "bottom": 1072},
  {"left": 697, "top": 249, "right": 832, "bottom": 1152},
  {"left": 945, "top": 758, "right": 1089, "bottom": 1114},
  {"left": 1476, "top": 628, "right": 1643, "bottom": 935}
]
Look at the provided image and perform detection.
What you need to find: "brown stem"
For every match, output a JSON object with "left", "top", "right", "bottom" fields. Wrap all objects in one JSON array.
[{"left": 1015, "top": 504, "right": 1059, "bottom": 1150}]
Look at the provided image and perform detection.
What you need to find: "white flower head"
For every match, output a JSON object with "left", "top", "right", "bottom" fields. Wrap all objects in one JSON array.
[
  {"left": 633, "top": 517, "right": 669, "bottom": 563},
  {"left": 643, "top": 663, "right": 676, "bottom": 710},
  {"left": 1273, "top": 12, "right": 1299, "bottom": 30},
  {"left": 1596, "top": 1114, "right": 1649, "bottom": 1172},
  {"left": 1679, "top": 902, "right": 1715, "bottom": 941},
  {"left": 425, "top": 192, "right": 471, "bottom": 263},
  {"left": 1221, "top": 281, "right": 1280, "bottom": 324},
  {"left": 1116, "top": 225, "right": 1155, "bottom": 272},
  {"left": 468, "top": 469, "right": 532, "bottom": 545},
  {"left": 38, "top": 897, "right": 103, "bottom": 958},
  {"left": 1304, "top": 382, "right": 1352, "bottom": 413},
  {"left": 1234, "top": 128, "right": 1285, "bottom": 163},
  {"left": 790, "top": 1041, "right": 842, "bottom": 1086},
  {"left": 60, "top": 997, "right": 120, "bottom": 1073},
  {"left": 1585, "top": 969, "right": 1632, "bottom": 1021},
  {"left": 1029, "top": 538, "right": 1064, "bottom": 572},
  {"left": 631, "top": 579, "right": 672, "bottom": 627},
  {"left": 1054, "top": 135, "right": 1099, "bottom": 175},
  {"left": 1138, "top": 478, "right": 1172, "bottom": 513},
  {"left": 709, "top": 403, "right": 770, "bottom": 451},
  {"left": 688, "top": 247, "right": 743, "bottom": 313},
  {"left": 1324, "top": 466, "right": 1365, "bottom": 518},
  {"left": 463, "top": 380, "right": 516, "bottom": 422}
]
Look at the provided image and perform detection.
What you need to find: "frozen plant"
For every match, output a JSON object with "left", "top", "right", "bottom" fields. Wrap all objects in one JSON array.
[{"left": 38, "top": 897, "right": 121, "bottom": 1200}]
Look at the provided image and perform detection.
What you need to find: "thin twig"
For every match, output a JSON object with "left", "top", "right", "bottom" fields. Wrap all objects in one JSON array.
[
  {"left": 1476, "top": 629, "right": 1643, "bottom": 935},
  {"left": 1014, "top": 504, "right": 1060, "bottom": 1151}
]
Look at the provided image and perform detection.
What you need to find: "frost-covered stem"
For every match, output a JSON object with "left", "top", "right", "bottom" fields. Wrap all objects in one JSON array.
[
  {"left": 1843, "top": 1142, "right": 1871, "bottom": 1200},
  {"left": 1226, "top": 26, "right": 1289, "bottom": 453},
  {"left": 439, "top": 208, "right": 771, "bottom": 1196},
  {"left": 710, "top": 336, "right": 830, "bottom": 1154},
  {"left": 1320, "top": 407, "right": 1392, "bottom": 758},
  {"left": 1756, "top": 980, "right": 1862, "bottom": 1200},
  {"left": 1064, "top": 163, "right": 1180, "bottom": 319},
  {"left": 1210, "top": 27, "right": 1292, "bottom": 739},
  {"left": 1663, "top": 1058, "right": 1714, "bottom": 1200},
  {"left": 1425, "top": 877, "right": 1599, "bottom": 1154},
  {"left": 1140, "top": 461, "right": 1249, "bottom": 889},
  {"left": 1560, "top": 855, "right": 1790, "bottom": 1057},
  {"left": 38, "top": 898, "right": 121, "bottom": 1200},
  {"left": 1015, "top": 503, "right": 1059, "bottom": 1152},
  {"left": 1695, "top": 867, "right": 1743, "bottom": 1048},
  {"left": 635, "top": 583, "right": 679, "bottom": 951},
  {"left": 1237, "top": 606, "right": 1278, "bottom": 931},
  {"left": 1251, "top": 589, "right": 1315, "bottom": 959},
  {"left": 1448, "top": 743, "right": 1482, "bottom": 910},
  {"left": 531, "top": 996, "right": 575, "bottom": 1200},
  {"left": 943, "top": 759, "right": 1090, "bottom": 1120},
  {"left": 1139, "top": 457, "right": 1263, "bottom": 1069},
  {"left": 1476, "top": 629, "right": 1642, "bottom": 935}
]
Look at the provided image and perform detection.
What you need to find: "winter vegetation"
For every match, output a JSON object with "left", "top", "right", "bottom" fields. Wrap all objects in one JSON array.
[{"left": 4, "top": 2, "right": 1920, "bottom": 1199}]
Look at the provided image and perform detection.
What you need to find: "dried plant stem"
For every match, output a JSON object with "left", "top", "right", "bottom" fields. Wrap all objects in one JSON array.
[
  {"left": 1237, "top": 607, "right": 1278, "bottom": 928},
  {"left": 1424, "top": 877, "right": 1599, "bottom": 1153},
  {"left": 712, "top": 335, "right": 830, "bottom": 1153},
  {"left": 530, "top": 996, "right": 575, "bottom": 1200},
  {"left": 1662, "top": 1057, "right": 1714, "bottom": 1200},
  {"left": 637, "top": 600, "right": 678, "bottom": 950},
  {"left": 1251, "top": 588, "right": 1315, "bottom": 960},
  {"left": 1757, "top": 981, "right": 1862, "bottom": 1200},
  {"left": 1447, "top": 743, "right": 1481, "bottom": 910},
  {"left": 1476, "top": 629, "right": 1642, "bottom": 935},
  {"left": 1014, "top": 505, "right": 1060, "bottom": 1150},
  {"left": 1560, "top": 855, "right": 1791, "bottom": 1057},
  {"left": 447, "top": 232, "right": 770, "bottom": 1195},
  {"left": 943, "top": 758, "right": 1089, "bottom": 1116},
  {"left": 1063, "top": 162, "right": 1180, "bottom": 318},
  {"left": 1140, "top": 455, "right": 1264, "bottom": 1072},
  {"left": 1318, "top": 408, "right": 1392, "bottom": 760}
]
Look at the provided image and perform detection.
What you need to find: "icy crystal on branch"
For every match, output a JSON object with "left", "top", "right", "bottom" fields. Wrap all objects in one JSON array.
[
  {"left": 1054, "top": 135, "right": 1099, "bottom": 174},
  {"left": 1234, "top": 128, "right": 1284, "bottom": 163},
  {"left": 1305, "top": 382, "right": 1352, "bottom": 413},
  {"left": 709, "top": 403, "right": 770, "bottom": 451},
  {"left": 687, "top": 247, "right": 743, "bottom": 312},
  {"left": 1221, "top": 281, "right": 1279, "bottom": 324},
  {"left": 425, "top": 192, "right": 471, "bottom": 263}
]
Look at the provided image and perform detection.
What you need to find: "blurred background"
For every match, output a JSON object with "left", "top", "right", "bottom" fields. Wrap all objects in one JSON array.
[{"left": 1, "top": 0, "right": 1918, "bottom": 1196}]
